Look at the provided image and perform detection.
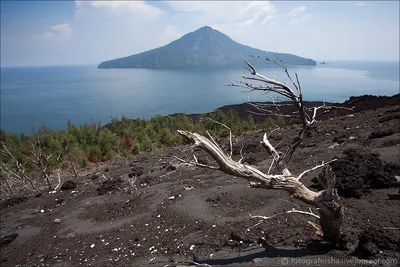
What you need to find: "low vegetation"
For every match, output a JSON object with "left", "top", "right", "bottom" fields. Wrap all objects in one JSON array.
[{"left": 0, "top": 109, "right": 284, "bottom": 194}]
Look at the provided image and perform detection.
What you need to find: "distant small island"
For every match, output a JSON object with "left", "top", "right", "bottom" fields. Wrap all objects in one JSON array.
[
  {"left": 98, "top": 26, "right": 316, "bottom": 69},
  {"left": 320, "top": 61, "right": 329, "bottom": 65}
]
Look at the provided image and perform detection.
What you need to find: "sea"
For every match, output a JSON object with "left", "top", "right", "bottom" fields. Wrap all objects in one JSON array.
[{"left": 1, "top": 60, "right": 399, "bottom": 134}]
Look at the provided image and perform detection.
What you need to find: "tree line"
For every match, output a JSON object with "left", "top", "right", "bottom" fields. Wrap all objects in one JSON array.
[{"left": 0, "top": 109, "right": 286, "bottom": 195}]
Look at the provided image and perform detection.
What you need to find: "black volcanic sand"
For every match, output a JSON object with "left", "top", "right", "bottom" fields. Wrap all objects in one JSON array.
[{"left": 1, "top": 96, "right": 399, "bottom": 266}]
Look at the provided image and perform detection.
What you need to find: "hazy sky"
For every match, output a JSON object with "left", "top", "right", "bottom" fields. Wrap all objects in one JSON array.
[{"left": 1, "top": 1, "right": 399, "bottom": 67}]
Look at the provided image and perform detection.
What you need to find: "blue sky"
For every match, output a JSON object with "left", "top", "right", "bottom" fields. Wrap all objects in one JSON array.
[{"left": 1, "top": 1, "right": 399, "bottom": 67}]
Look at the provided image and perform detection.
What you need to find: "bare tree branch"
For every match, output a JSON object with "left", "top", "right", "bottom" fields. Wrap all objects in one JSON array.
[
  {"left": 206, "top": 117, "right": 233, "bottom": 158},
  {"left": 30, "top": 141, "right": 52, "bottom": 190},
  {"left": 249, "top": 208, "right": 320, "bottom": 221},
  {"left": 173, "top": 155, "right": 219, "bottom": 170},
  {"left": 297, "top": 159, "right": 337, "bottom": 180},
  {"left": 1, "top": 142, "right": 40, "bottom": 193}
]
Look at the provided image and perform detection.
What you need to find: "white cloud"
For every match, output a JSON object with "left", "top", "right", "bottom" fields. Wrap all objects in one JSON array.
[
  {"left": 75, "top": 0, "right": 164, "bottom": 20},
  {"left": 166, "top": 1, "right": 278, "bottom": 27},
  {"left": 286, "top": 6, "right": 310, "bottom": 26},
  {"left": 164, "top": 1, "right": 282, "bottom": 50},
  {"left": 287, "top": 6, "right": 306, "bottom": 17},
  {"left": 261, "top": 14, "right": 280, "bottom": 25},
  {"left": 50, "top": 0, "right": 170, "bottom": 63},
  {"left": 355, "top": 2, "right": 366, "bottom": 6},
  {"left": 42, "top": 24, "right": 72, "bottom": 40}
]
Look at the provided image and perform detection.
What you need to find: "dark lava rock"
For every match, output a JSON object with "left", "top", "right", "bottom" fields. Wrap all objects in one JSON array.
[
  {"left": 338, "top": 234, "right": 350, "bottom": 251},
  {"left": 379, "top": 112, "right": 400, "bottom": 123},
  {"left": 368, "top": 129, "right": 395, "bottom": 139},
  {"left": 130, "top": 166, "right": 144, "bottom": 177},
  {"left": 333, "top": 135, "right": 347, "bottom": 144},
  {"left": 227, "top": 232, "right": 253, "bottom": 248},
  {"left": 197, "top": 158, "right": 208, "bottom": 165},
  {"left": 160, "top": 162, "right": 177, "bottom": 171},
  {"left": 243, "top": 156, "right": 258, "bottom": 165},
  {"left": 304, "top": 143, "right": 317, "bottom": 148},
  {"left": 60, "top": 180, "right": 77, "bottom": 190},
  {"left": 353, "top": 227, "right": 400, "bottom": 258},
  {"left": 0, "top": 197, "right": 27, "bottom": 209},
  {"left": 0, "top": 233, "right": 18, "bottom": 248},
  {"left": 311, "top": 148, "right": 400, "bottom": 198},
  {"left": 138, "top": 175, "right": 152, "bottom": 186},
  {"left": 344, "top": 94, "right": 400, "bottom": 113},
  {"left": 96, "top": 178, "right": 124, "bottom": 195},
  {"left": 90, "top": 174, "right": 99, "bottom": 180},
  {"left": 166, "top": 163, "right": 177, "bottom": 171},
  {"left": 359, "top": 242, "right": 379, "bottom": 257}
]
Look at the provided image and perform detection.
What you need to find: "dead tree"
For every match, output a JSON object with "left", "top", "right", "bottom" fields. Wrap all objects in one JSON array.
[
  {"left": 0, "top": 142, "right": 41, "bottom": 193},
  {"left": 176, "top": 57, "right": 346, "bottom": 244},
  {"left": 30, "top": 137, "right": 53, "bottom": 190}
]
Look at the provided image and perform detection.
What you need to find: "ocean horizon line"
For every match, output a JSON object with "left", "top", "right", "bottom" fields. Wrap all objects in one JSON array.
[{"left": 1, "top": 59, "right": 399, "bottom": 69}]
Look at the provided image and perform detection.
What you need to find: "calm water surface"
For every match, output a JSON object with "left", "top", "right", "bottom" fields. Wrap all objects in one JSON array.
[{"left": 1, "top": 61, "right": 399, "bottom": 134}]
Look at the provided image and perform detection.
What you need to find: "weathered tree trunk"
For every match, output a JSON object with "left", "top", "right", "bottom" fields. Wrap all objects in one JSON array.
[
  {"left": 177, "top": 130, "right": 343, "bottom": 244},
  {"left": 314, "top": 170, "right": 344, "bottom": 244}
]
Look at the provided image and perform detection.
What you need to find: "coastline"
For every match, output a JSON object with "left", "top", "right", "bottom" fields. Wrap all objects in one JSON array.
[
  {"left": 1, "top": 94, "right": 400, "bottom": 135},
  {"left": 166, "top": 93, "right": 400, "bottom": 124}
]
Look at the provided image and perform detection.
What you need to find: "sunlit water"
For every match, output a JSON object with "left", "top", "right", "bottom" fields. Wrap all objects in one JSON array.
[{"left": 1, "top": 60, "right": 399, "bottom": 134}]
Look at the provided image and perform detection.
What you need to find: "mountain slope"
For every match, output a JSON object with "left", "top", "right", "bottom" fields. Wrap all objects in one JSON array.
[{"left": 98, "top": 26, "right": 316, "bottom": 69}]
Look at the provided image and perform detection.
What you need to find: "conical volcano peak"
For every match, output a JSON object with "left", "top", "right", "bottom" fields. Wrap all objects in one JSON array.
[
  {"left": 98, "top": 26, "right": 316, "bottom": 69},
  {"left": 196, "top": 26, "right": 214, "bottom": 32}
]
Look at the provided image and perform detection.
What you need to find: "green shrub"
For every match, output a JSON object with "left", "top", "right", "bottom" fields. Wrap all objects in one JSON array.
[
  {"left": 0, "top": 108, "right": 267, "bottom": 172},
  {"left": 81, "top": 158, "right": 87, "bottom": 168},
  {"left": 88, "top": 146, "right": 102, "bottom": 163},
  {"left": 97, "top": 128, "right": 118, "bottom": 159},
  {"left": 132, "top": 143, "right": 140, "bottom": 155}
]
